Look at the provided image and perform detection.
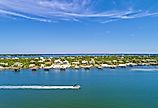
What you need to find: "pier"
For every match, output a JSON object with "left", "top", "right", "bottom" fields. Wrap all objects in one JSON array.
[{"left": 0, "top": 85, "right": 80, "bottom": 90}]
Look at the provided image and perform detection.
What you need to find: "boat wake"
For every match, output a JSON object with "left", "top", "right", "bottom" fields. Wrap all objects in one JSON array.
[
  {"left": 0, "top": 85, "right": 80, "bottom": 90},
  {"left": 131, "top": 68, "right": 158, "bottom": 71}
]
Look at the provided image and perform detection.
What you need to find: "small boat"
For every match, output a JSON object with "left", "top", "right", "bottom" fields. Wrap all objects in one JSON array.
[
  {"left": 60, "top": 66, "right": 66, "bottom": 71},
  {"left": 44, "top": 68, "right": 49, "bottom": 71},
  {"left": 83, "top": 65, "right": 91, "bottom": 70},
  {"left": 44, "top": 67, "right": 51, "bottom": 71},
  {"left": 109, "top": 65, "right": 117, "bottom": 69},
  {"left": 74, "top": 66, "right": 80, "bottom": 69},
  {"left": 73, "top": 84, "right": 80, "bottom": 89},
  {"left": 97, "top": 66, "right": 103, "bottom": 69},
  {"left": 13, "top": 67, "right": 20, "bottom": 72},
  {"left": 60, "top": 67, "right": 66, "bottom": 71},
  {"left": 118, "top": 64, "right": 127, "bottom": 68},
  {"left": 32, "top": 68, "right": 37, "bottom": 71},
  {"left": 14, "top": 69, "right": 20, "bottom": 72},
  {"left": 31, "top": 67, "right": 38, "bottom": 71}
]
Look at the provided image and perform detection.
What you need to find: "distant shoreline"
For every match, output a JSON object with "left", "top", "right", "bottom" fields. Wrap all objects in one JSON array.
[
  {"left": 0, "top": 55, "right": 158, "bottom": 71},
  {"left": 1, "top": 53, "right": 158, "bottom": 55},
  {"left": 0, "top": 53, "right": 158, "bottom": 58}
]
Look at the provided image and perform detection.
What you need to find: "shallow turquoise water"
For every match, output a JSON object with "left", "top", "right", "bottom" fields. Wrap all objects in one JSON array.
[{"left": 0, "top": 67, "right": 158, "bottom": 108}]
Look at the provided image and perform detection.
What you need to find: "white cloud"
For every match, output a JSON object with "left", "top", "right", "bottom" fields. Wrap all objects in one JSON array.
[
  {"left": 0, "top": 0, "right": 157, "bottom": 22},
  {"left": 0, "top": 9, "right": 51, "bottom": 22}
]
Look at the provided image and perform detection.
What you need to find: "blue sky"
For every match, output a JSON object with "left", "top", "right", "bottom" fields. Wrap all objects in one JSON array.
[{"left": 0, "top": 0, "right": 158, "bottom": 54}]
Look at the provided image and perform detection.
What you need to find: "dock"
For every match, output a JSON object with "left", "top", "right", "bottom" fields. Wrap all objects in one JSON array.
[{"left": 0, "top": 85, "right": 80, "bottom": 90}]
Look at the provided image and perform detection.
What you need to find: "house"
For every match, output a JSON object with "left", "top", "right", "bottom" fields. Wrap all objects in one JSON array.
[
  {"left": 54, "top": 59, "right": 62, "bottom": 65},
  {"left": 63, "top": 60, "right": 69, "bottom": 65},
  {"left": 0, "top": 63, "right": 8, "bottom": 67},
  {"left": 53, "top": 59, "right": 62, "bottom": 69},
  {"left": 62, "top": 60, "right": 70, "bottom": 68},
  {"left": 30, "top": 60, "right": 36, "bottom": 63},
  {"left": 40, "top": 64, "right": 45, "bottom": 68},
  {"left": 29, "top": 64, "right": 36, "bottom": 68},
  {"left": 38, "top": 60, "right": 44, "bottom": 63},
  {"left": 12, "top": 57, "right": 19, "bottom": 60},
  {"left": 13, "top": 62, "right": 23, "bottom": 67},
  {"left": 101, "top": 64, "right": 110, "bottom": 68},
  {"left": 89, "top": 59, "right": 95, "bottom": 64},
  {"left": 81, "top": 60, "right": 88, "bottom": 65},
  {"left": 118, "top": 64, "right": 127, "bottom": 68},
  {"left": 0, "top": 66, "right": 4, "bottom": 70},
  {"left": 72, "top": 61, "right": 80, "bottom": 65}
]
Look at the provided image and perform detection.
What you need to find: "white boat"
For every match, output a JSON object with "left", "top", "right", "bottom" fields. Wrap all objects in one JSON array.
[
  {"left": 74, "top": 65, "right": 80, "bottom": 69},
  {"left": 97, "top": 66, "right": 103, "bottom": 69}
]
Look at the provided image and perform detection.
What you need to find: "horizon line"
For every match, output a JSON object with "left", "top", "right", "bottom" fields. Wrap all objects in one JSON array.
[{"left": 0, "top": 53, "right": 158, "bottom": 55}]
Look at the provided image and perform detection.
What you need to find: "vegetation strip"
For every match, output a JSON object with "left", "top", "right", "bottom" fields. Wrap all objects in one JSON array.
[{"left": 0, "top": 55, "right": 158, "bottom": 71}]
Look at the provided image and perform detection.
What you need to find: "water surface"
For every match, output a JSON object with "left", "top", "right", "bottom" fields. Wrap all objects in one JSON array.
[{"left": 0, "top": 67, "right": 158, "bottom": 108}]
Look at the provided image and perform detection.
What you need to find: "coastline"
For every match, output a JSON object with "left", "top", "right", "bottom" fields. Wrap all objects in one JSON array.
[{"left": 0, "top": 55, "right": 158, "bottom": 71}]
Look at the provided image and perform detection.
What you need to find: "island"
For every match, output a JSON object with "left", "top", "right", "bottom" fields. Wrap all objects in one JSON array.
[{"left": 0, "top": 54, "right": 158, "bottom": 71}]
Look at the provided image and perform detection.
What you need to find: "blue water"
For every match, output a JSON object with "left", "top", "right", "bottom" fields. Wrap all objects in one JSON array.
[
  {"left": 0, "top": 67, "right": 158, "bottom": 108},
  {"left": 0, "top": 54, "right": 157, "bottom": 58}
]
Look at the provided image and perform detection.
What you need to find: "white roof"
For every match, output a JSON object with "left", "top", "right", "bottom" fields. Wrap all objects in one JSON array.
[{"left": 82, "top": 60, "right": 88, "bottom": 64}]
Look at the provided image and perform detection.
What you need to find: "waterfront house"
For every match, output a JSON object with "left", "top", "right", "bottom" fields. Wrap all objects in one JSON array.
[
  {"left": 0, "top": 66, "right": 4, "bottom": 70},
  {"left": 54, "top": 59, "right": 62, "bottom": 65},
  {"left": 71, "top": 61, "right": 80, "bottom": 68},
  {"left": 29, "top": 64, "right": 35, "bottom": 68},
  {"left": 40, "top": 64, "right": 45, "bottom": 68},
  {"left": 74, "top": 65, "right": 80, "bottom": 69},
  {"left": 53, "top": 59, "right": 62, "bottom": 69},
  {"left": 101, "top": 64, "right": 110, "bottom": 68},
  {"left": 126, "top": 63, "right": 137, "bottom": 67},
  {"left": 118, "top": 64, "right": 127, "bottom": 68},
  {"left": 62, "top": 60, "right": 70, "bottom": 68},
  {"left": 81, "top": 65, "right": 92, "bottom": 69}
]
